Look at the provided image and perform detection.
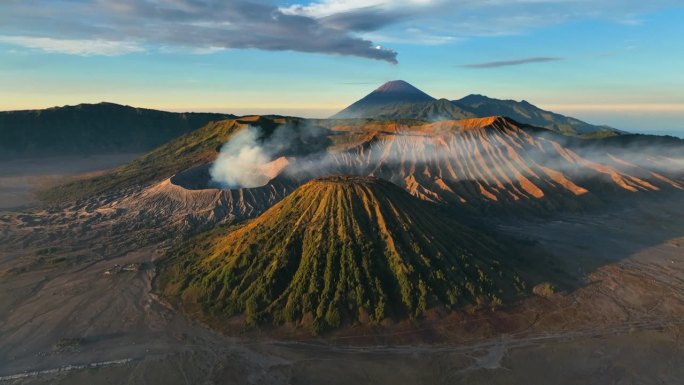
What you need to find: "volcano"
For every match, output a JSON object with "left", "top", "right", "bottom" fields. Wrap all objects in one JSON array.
[
  {"left": 307, "top": 117, "right": 682, "bottom": 213},
  {"left": 157, "top": 176, "right": 527, "bottom": 333},
  {"left": 350, "top": 80, "right": 435, "bottom": 104},
  {"left": 332, "top": 81, "right": 618, "bottom": 135},
  {"left": 48, "top": 115, "right": 683, "bottom": 239},
  {"left": 331, "top": 80, "right": 443, "bottom": 119}
]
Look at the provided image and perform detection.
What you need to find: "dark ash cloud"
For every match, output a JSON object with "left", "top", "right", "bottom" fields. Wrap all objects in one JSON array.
[{"left": 461, "top": 57, "right": 564, "bottom": 68}]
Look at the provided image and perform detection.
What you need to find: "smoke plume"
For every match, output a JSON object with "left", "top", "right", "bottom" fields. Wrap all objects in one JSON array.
[
  {"left": 210, "top": 127, "right": 274, "bottom": 189},
  {"left": 209, "top": 121, "right": 684, "bottom": 194},
  {"left": 209, "top": 122, "right": 330, "bottom": 188}
]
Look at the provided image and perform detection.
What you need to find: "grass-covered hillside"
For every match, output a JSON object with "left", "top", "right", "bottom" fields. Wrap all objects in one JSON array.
[
  {"left": 156, "top": 176, "right": 529, "bottom": 334},
  {"left": 37, "top": 119, "right": 242, "bottom": 202},
  {"left": 37, "top": 115, "right": 325, "bottom": 203},
  {"left": 0, "top": 102, "right": 233, "bottom": 158}
]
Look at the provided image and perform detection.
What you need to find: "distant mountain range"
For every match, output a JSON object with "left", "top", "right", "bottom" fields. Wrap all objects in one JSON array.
[
  {"left": 0, "top": 82, "right": 637, "bottom": 161},
  {"left": 0, "top": 102, "right": 232, "bottom": 159},
  {"left": 332, "top": 80, "right": 619, "bottom": 136},
  {"left": 453, "top": 94, "right": 617, "bottom": 135}
]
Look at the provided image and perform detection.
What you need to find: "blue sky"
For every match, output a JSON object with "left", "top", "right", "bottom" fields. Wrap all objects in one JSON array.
[{"left": 1, "top": 0, "right": 683, "bottom": 135}]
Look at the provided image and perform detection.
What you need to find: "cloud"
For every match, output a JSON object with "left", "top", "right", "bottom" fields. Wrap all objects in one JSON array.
[
  {"left": 280, "top": 1, "right": 440, "bottom": 19},
  {"left": 281, "top": 0, "right": 442, "bottom": 38},
  {"left": 284, "top": 0, "right": 680, "bottom": 44},
  {"left": 0, "top": 0, "right": 398, "bottom": 63},
  {"left": 0, "top": 35, "right": 144, "bottom": 56},
  {"left": 362, "top": 29, "right": 460, "bottom": 45},
  {"left": 0, "top": 0, "right": 679, "bottom": 62},
  {"left": 461, "top": 57, "right": 564, "bottom": 69},
  {"left": 210, "top": 127, "right": 274, "bottom": 189}
]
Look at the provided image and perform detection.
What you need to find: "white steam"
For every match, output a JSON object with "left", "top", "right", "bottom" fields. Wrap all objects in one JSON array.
[
  {"left": 209, "top": 123, "right": 321, "bottom": 188},
  {"left": 210, "top": 127, "right": 273, "bottom": 189},
  {"left": 209, "top": 121, "right": 684, "bottom": 194}
]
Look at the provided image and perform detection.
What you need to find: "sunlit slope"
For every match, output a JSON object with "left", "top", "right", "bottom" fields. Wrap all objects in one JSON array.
[
  {"left": 317, "top": 117, "right": 682, "bottom": 211},
  {"left": 157, "top": 176, "right": 527, "bottom": 332},
  {"left": 41, "top": 115, "right": 683, "bottom": 221}
]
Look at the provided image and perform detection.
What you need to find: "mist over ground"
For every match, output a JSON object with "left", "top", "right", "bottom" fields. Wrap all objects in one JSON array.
[{"left": 208, "top": 121, "right": 684, "bottom": 190}]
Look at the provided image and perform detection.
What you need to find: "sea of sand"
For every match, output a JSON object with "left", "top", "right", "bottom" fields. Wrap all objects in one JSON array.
[
  {"left": 0, "top": 154, "right": 141, "bottom": 210},
  {"left": 0, "top": 157, "right": 683, "bottom": 384}
]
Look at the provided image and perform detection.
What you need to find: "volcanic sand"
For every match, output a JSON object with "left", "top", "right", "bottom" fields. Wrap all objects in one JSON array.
[
  {"left": 1, "top": 189, "right": 683, "bottom": 383},
  {"left": 0, "top": 154, "right": 141, "bottom": 210}
]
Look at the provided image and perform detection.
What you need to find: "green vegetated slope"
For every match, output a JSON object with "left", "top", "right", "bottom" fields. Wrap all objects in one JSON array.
[
  {"left": 38, "top": 115, "right": 320, "bottom": 203},
  {"left": 0, "top": 102, "right": 232, "bottom": 158},
  {"left": 156, "top": 176, "right": 528, "bottom": 334},
  {"left": 37, "top": 119, "right": 240, "bottom": 202}
]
